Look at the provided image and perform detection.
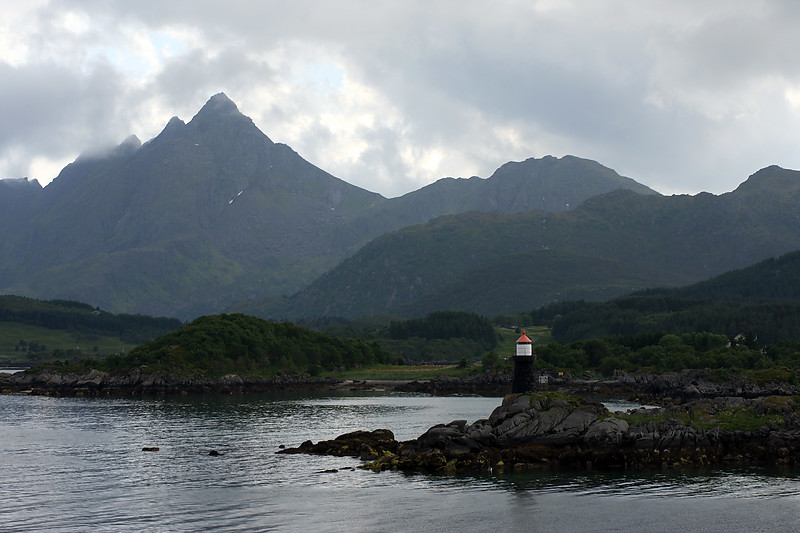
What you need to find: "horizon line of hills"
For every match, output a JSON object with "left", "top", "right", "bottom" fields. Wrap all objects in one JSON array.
[{"left": 3, "top": 92, "right": 800, "bottom": 324}]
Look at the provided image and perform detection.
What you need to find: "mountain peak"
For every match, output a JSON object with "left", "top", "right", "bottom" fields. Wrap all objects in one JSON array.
[
  {"left": 166, "top": 116, "right": 185, "bottom": 128},
  {"left": 194, "top": 92, "right": 241, "bottom": 119},
  {"left": 114, "top": 135, "right": 141, "bottom": 156},
  {"left": 151, "top": 116, "right": 186, "bottom": 143},
  {"left": 733, "top": 165, "right": 800, "bottom": 194},
  {"left": 186, "top": 93, "right": 270, "bottom": 144}
]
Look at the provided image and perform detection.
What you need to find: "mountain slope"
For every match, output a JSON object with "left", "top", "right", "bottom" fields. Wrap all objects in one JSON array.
[
  {"left": 232, "top": 155, "right": 661, "bottom": 317},
  {"left": 16, "top": 94, "right": 383, "bottom": 267},
  {"left": 0, "top": 178, "right": 42, "bottom": 282},
  {"left": 275, "top": 166, "right": 800, "bottom": 319},
  {"left": 0, "top": 94, "right": 657, "bottom": 319},
  {"left": 1, "top": 94, "right": 385, "bottom": 318}
]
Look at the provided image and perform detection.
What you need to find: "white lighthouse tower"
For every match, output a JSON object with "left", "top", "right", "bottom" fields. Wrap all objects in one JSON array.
[{"left": 512, "top": 330, "right": 535, "bottom": 393}]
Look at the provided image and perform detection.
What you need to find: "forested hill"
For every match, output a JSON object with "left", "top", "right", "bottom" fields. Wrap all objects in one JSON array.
[
  {"left": 388, "top": 311, "right": 497, "bottom": 350},
  {"left": 531, "top": 249, "right": 800, "bottom": 344},
  {"left": 0, "top": 295, "right": 182, "bottom": 343},
  {"left": 659, "top": 249, "right": 800, "bottom": 303},
  {"left": 84, "top": 314, "right": 391, "bottom": 377}
]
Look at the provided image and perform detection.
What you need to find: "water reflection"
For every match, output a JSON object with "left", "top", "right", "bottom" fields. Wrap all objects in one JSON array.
[{"left": 392, "top": 465, "right": 800, "bottom": 501}]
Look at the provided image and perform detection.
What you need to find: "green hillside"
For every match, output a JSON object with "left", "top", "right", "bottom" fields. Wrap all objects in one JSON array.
[
  {"left": 305, "top": 310, "right": 500, "bottom": 363},
  {"left": 0, "top": 295, "right": 181, "bottom": 363},
  {"left": 530, "top": 249, "right": 800, "bottom": 344}
]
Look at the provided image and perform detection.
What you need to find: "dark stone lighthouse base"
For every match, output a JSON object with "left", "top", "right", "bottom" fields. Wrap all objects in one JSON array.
[{"left": 512, "top": 356, "right": 535, "bottom": 394}]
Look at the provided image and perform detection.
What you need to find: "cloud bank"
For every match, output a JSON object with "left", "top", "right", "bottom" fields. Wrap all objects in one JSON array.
[{"left": 2, "top": 1, "right": 800, "bottom": 197}]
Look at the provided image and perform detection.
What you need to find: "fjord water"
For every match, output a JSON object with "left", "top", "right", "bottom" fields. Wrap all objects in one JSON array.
[{"left": 2, "top": 393, "right": 799, "bottom": 532}]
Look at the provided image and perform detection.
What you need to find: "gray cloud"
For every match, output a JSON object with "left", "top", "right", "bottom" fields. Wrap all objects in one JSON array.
[
  {"left": 0, "top": 59, "right": 127, "bottom": 176},
  {"left": 2, "top": 1, "right": 800, "bottom": 196}
]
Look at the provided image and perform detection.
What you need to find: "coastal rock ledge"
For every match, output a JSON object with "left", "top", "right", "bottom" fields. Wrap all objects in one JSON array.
[
  {"left": 0, "top": 368, "right": 341, "bottom": 396},
  {"left": 278, "top": 393, "right": 800, "bottom": 474}
]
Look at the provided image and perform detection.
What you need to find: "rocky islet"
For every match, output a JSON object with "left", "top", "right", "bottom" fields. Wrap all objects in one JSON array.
[{"left": 279, "top": 392, "right": 800, "bottom": 473}]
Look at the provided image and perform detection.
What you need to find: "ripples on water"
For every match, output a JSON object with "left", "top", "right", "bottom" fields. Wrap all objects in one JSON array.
[{"left": 2, "top": 392, "right": 799, "bottom": 532}]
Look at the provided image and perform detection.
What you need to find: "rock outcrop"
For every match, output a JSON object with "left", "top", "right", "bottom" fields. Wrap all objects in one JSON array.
[
  {"left": 601, "top": 370, "right": 800, "bottom": 400},
  {"left": 278, "top": 429, "right": 400, "bottom": 460},
  {"left": 278, "top": 393, "right": 800, "bottom": 474}
]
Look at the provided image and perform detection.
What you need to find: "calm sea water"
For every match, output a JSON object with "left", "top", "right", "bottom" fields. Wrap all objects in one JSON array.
[{"left": 1, "top": 391, "right": 799, "bottom": 532}]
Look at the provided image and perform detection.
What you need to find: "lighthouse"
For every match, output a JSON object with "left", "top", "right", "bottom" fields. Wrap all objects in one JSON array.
[{"left": 511, "top": 331, "right": 536, "bottom": 393}]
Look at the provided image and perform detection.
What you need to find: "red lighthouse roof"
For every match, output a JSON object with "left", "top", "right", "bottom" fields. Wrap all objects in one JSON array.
[{"left": 516, "top": 331, "right": 532, "bottom": 344}]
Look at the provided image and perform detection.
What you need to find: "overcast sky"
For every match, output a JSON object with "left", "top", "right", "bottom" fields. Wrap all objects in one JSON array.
[{"left": 2, "top": 1, "right": 800, "bottom": 198}]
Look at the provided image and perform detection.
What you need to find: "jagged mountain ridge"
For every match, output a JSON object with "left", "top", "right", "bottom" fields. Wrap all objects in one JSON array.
[
  {"left": 341, "top": 155, "right": 656, "bottom": 240},
  {"left": 0, "top": 94, "right": 656, "bottom": 319},
  {"left": 1, "top": 94, "right": 388, "bottom": 318}
]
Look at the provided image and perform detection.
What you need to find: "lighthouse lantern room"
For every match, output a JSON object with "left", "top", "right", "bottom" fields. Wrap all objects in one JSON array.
[{"left": 516, "top": 331, "right": 533, "bottom": 357}]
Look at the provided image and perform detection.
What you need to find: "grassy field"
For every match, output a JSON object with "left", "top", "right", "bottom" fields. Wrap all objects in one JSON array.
[{"left": 0, "top": 321, "right": 136, "bottom": 363}]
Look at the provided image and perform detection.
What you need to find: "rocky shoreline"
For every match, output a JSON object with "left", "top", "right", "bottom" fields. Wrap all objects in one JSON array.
[
  {"left": 0, "top": 367, "right": 352, "bottom": 396},
  {"left": 0, "top": 367, "right": 516, "bottom": 397},
  {"left": 3, "top": 367, "right": 799, "bottom": 400},
  {"left": 396, "top": 369, "right": 800, "bottom": 401},
  {"left": 279, "top": 392, "right": 800, "bottom": 473}
]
